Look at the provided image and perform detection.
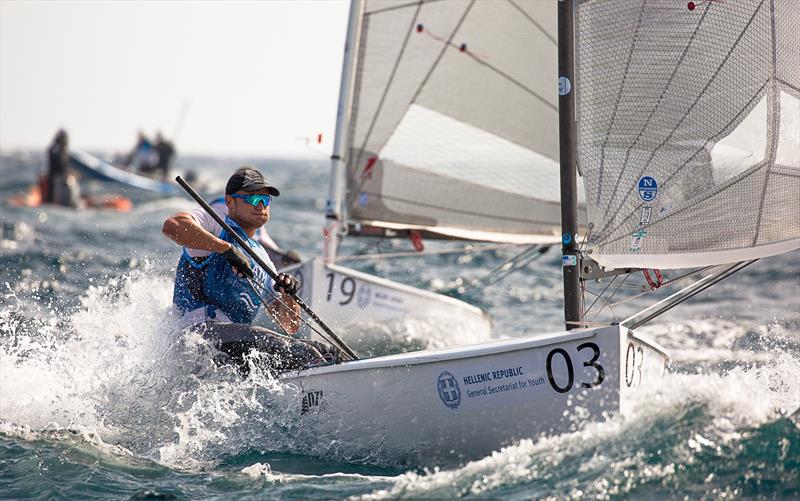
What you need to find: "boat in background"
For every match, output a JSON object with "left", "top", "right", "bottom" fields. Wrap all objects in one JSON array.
[
  {"left": 69, "top": 148, "right": 180, "bottom": 195},
  {"left": 287, "top": 0, "right": 585, "bottom": 341},
  {"left": 7, "top": 174, "right": 132, "bottom": 212}
]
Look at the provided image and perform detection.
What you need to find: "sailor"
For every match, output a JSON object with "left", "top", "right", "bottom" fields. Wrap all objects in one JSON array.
[
  {"left": 162, "top": 166, "right": 336, "bottom": 373},
  {"left": 127, "top": 130, "right": 158, "bottom": 171},
  {"left": 150, "top": 131, "right": 175, "bottom": 180},
  {"left": 207, "top": 194, "right": 302, "bottom": 269},
  {"left": 44, "top": 129, "right": 81, "bottom": 208}
]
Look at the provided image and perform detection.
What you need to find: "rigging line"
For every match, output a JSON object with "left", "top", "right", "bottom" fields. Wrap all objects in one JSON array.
[
  {"left": 436, "top": 245, "right": 545, "bottom": 294},
  {"left": 337, "top": 243, "right": 522, "bottom": 262},
  {"left": 461, "top": 46, "right": 557, "bottom": 112},
  {"left": 475, "top": 247, "right": 546, "bottom": 287},
  {"left": 594, "top": 0, "right": 649, "bottom": 206},
  {"left": 605, "top": 265, "right": 716, "bottom": 309},
  {"left": 658, "top": 264, "right": 715, "bottom": 287},
  {"left": 599, "top": 2, "right": 711, "bottom": 218},
  {"left": 246, "top": 277, "right": 312, "bottom": 333},
  {"left": 348, "top": 1, "right": 425, "bottom": 210},
  {"left": 599, "top": 0, "right": 769, "bottom": 234},
  {"left": 349, "top": 236, "right": 391, "bottom": 258},
  {"left": 608, "top": 273, "right": 632, "bottom": 308},
  {"left": 244, "top": 278, "right": 289, "bottom": 337},
  {"left": 236, "top": 279, "right": 332, "bottom": 365},
  {"left": 578, "top": 223, "right": 594, "bottom": 254},
  {"left": 582, "top": 288, "right": 619, "bottom": 325},
  {"left": 246, "top": 277, "right": 347, "bottom": 356},
  {"left": 607, "top": 272, "right": 697, "bottom": 308},
  {"left": 408, "top": 0, "right": 475, "bottom": 106},
  {"left": 622, "top": 260, "right": 756, "bottom": 330},
  {"left": 352, "top": 190, "right": 561, "bottom": 225},
  {"left": 583, "top": 274, "right": 618, "bottom": 321},
  {"left": 476, "top": 247, "right": 548, "bottom": 283},
  {"left": 589, "top": 272, "right": 631, "bottom": 322},
  {"left": 507, "top": 0, "right": 557, "bottom": 46},
  {"left": 565, "top": 319, "right": 616, "bottom": 328}
]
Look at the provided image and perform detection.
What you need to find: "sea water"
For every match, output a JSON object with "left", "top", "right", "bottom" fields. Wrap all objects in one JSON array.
[{"left": 1, "top": 152, "right": 798, "bottom": 499}]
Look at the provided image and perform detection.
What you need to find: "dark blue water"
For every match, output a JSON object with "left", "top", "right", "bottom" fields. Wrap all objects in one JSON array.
[{"left": 1, "top": 152, "right": 798, "bottom": 499}]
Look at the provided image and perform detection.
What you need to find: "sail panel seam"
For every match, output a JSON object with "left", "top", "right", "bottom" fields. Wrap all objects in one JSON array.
[
  {"left": 349, "top": 1, "right": 425, "bottom": 210},
  {"left": 507, "top": 0, "right": 558, "bottom": 46},
  {"left": 600, "top": 0, "right": 768, "bottom": 231},
  {"left": 354, "top": 191, "right": 560, "bottom": 226},
  {"left": 751, "top": 0, "right": 780, "bottom": 246},
  {"left": 603, "top": 4, "right": 711, "bottom": 225},
  {"left": 594, "top": 0, "right": 648, "bottom": 207}
]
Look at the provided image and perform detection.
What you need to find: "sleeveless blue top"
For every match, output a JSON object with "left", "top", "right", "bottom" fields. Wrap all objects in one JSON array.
[{"left": 172, "top": 216, "right": 275, "bottom": 323}]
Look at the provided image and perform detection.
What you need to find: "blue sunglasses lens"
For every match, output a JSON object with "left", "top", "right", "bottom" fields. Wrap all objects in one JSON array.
[{"left": 233, "top": 194, "right": 271, "bottom": 207}]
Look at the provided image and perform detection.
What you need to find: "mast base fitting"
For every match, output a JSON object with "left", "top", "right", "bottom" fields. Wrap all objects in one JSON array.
[{"left": 580, "top": 256, "right": 638, "bottom": 281}]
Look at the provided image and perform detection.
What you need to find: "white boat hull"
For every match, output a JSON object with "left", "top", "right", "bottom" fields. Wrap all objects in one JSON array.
[
  {"left": 279, "top": 325, "right": 667, "bottom": 466},
  {"left": 284, "top": 257, "right": 492, "bottom": 344},
  {"left": 69, "top": 149, "right": 179, "bottom": 194}
]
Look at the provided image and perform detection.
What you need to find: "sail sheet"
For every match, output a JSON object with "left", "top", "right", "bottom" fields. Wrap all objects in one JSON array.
[
  {"left": 343, "top": 0, "right": 582, "bottom": 243},
  {"left": 576, "top": 0, "right": 799, "bottom": 268}
]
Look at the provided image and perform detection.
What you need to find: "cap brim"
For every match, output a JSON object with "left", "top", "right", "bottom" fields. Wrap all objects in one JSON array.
[{"left": 241, "top": 183, "right": 280, "bottom": 196}]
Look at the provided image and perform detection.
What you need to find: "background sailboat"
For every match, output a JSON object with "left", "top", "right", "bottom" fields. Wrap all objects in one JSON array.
[{"left": 289, "top": 0, "right": 586, "bottom": 344}]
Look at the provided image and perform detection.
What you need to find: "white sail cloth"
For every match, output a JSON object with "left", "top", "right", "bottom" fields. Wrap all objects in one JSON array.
[
  {"left": 576, "top": 0, "right": 799, "bottom": 269},
  {"left": 343, "top": 0, "right": 583, "bottom": 243}
]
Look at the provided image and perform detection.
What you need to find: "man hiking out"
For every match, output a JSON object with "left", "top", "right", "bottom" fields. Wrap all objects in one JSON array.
[{"left": 162, "top": 167, "right": 337, "bottom": 373}]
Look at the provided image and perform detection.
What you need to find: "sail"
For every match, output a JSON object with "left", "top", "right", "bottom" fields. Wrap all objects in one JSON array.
[
  {"left": 576, "top": 0, "right": 799, "bottom": 269},
  {"left": 342, "top": 0, "right": 582, "bottom": 244}
]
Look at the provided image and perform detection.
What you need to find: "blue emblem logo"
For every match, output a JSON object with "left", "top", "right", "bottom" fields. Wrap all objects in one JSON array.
[
  {"left": 357, "top": 284, "right": 371, "bottom": 309},
  {"left": 358, "top": 192, "right": 369, "bottom": 206},
  {"left": 562, "top": 233, "right": 572, "bottom": 245},
  {"left": 637, "top": 176, "right": 658, "bottom": 202},
  {"left": 437, "top": 371, "right": 461, "bottom": 409}
]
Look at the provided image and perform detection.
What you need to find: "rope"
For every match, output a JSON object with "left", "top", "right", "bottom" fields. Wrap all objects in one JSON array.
[
  {"left": 437, "top": 245, "right": 550, "bottom": 296},
  {"left": 244, "top": 276, "right": 349, "bottom": 359}
]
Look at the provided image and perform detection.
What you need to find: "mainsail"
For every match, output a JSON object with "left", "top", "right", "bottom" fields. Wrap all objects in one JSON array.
[
  {"left": 576, "top": 0, "right": 799, "bottom": 269},
  {"left": 340, "top": 0, "right": 581, "bottom": 244}
]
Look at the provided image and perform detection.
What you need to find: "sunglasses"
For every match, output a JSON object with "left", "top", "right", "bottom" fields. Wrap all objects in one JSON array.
[{"left": 230, "top": 193, "right": 272, "bottom": 207}]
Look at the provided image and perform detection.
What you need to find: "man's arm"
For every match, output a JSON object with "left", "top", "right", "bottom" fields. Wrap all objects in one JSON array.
[
  {"left": 162, "top": 212, "right": 231, "bottom": 253},
  {"left": 267, "top": 295, "right": 301, "bottom": 335}
]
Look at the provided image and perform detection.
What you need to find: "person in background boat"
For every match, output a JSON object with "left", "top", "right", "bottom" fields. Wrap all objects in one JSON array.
[
  {"left": 44, "top": 129, "right": 81, "bottom": 208},
  {"left": 125, "top": 130, "right": 159, "bottom": 172},
  {"left": 162, "top": 166, "right": 336, "bottom": 374},
  {"left": 140, "top": 131, "right": 175, "bottom": 180}
]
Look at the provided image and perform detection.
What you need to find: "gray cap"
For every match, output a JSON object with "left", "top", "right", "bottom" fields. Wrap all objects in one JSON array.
[{"left": 225, "top": 167, "right": 280, "bottom": 196}]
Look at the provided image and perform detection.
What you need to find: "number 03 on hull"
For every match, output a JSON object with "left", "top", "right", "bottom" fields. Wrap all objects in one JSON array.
[{"left": 281, "top": 324, "right": 667, "bottom": 466}]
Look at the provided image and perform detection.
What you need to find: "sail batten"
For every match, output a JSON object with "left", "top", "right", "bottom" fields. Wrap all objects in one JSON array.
[{"left": 577, "top": 0, "right": 799, "bottom": 269}]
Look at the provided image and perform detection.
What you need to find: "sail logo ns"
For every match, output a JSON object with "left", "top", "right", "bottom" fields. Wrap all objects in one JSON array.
[
  {"left": 437, "top": 371, "right": 461, "bottom": 409},
  {"left": 637, "top": 176, "right": 659, "bottom": 202}
]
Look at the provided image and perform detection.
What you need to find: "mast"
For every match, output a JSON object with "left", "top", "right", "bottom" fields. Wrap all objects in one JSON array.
[
  {"left": 557, "top": 0, "right": 582, "bottom": 330},
  {"left": 324, "top": 0, "right": 363, "bottom": 264}
]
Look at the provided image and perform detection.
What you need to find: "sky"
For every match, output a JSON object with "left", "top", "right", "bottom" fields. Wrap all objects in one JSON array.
[{"left": 0, "top": 0, "right": 350, "bottom": 157}]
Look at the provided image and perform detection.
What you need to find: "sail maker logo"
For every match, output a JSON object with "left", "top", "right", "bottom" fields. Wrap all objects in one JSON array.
[
  {"left": 637, "top": 176, "right": 659, "bottom": 202},
  {"left": 437, "top": 371, "right": 461, "bottom": 409}
]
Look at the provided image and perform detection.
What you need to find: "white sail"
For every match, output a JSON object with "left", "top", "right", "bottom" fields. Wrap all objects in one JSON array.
[
  {"left": 342, "top": 0, "right": 583, "bottom": 243},
  {"left": 576, "top": 0, "right": 799, "bottom": 269}
]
